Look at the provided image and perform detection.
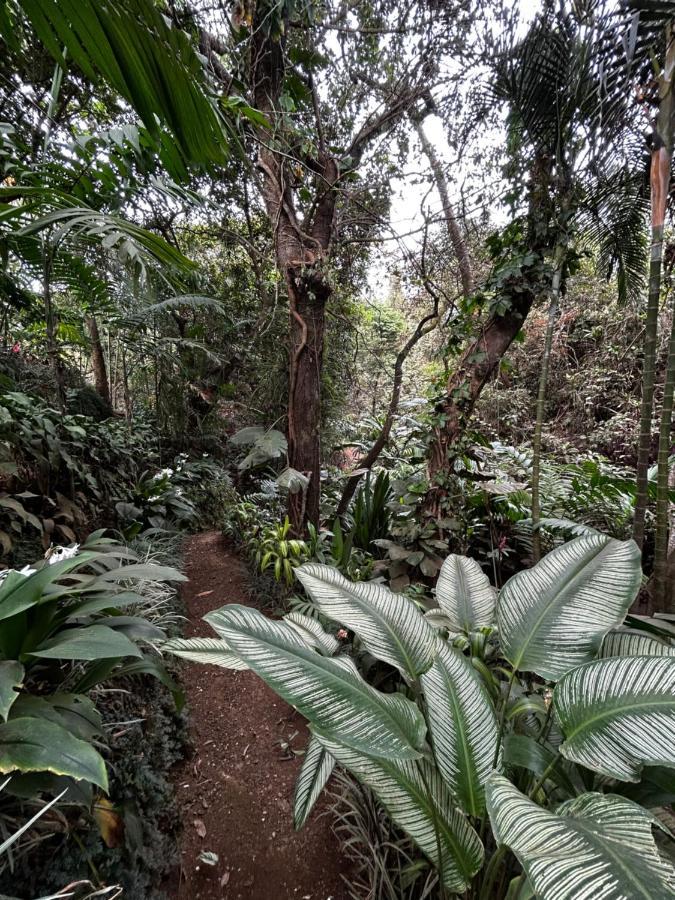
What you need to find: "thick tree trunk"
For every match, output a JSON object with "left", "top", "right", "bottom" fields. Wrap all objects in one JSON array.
[{"left": 85, "top": 314, "right": 111, "bottom": 406}]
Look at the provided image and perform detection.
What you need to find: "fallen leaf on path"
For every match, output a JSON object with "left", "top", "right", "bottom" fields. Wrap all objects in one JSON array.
[
  {"left": 195, "top": 590, "right": 214, "bottom": 598},
  {"left": 193, "top": 818, "right": 207, "bottom": 838},
  {"left": 221, "top": 872, "right": 230, "bottom": 887}
]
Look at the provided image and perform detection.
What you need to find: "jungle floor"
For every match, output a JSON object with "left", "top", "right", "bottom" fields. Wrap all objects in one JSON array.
[{"left": 165, "top": 532, "right": 350, "bottom": 900}]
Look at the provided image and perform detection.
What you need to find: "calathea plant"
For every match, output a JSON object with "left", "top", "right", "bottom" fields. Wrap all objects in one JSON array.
[{"left": 165, "top": 534, "right": 675, "bottom": 899}]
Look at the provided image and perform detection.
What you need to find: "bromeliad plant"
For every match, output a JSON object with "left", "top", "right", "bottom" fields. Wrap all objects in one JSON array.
[{"left": 165, "top": 533, "right": 675, "bottom": 898}]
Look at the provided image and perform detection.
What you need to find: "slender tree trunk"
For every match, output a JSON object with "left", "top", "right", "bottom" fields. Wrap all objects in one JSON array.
[
  {"left": 414, "top": 120, "right": 474, "bottom": 300},
  {"left": 85, "top": 314, "right": 111, "bottom": 406},
  {"left": 43, "top": 246, "right": 66, "bottom": 408},
  {"left": 532, "top": 252, "right": 564, "bottom": 563},
  {"left": 654, "top": 302, "right": 675, "bottom": 609},
  {"left": 425, "top": 154, "right": 554, "bottom": 517},
  {"left": 634, "top": 23, "right": 675, "bottom": 551}
]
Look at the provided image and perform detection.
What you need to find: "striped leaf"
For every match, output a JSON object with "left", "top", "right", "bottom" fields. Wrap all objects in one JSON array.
[
  {"left": 498, "top": 535, "right": 641, "bottom": 680},
  {"left": 554, "top": 656, "right": 675, "bottom": 781},
  {"left": 284, "top": 611, "right": 339, "bottom": 656},
  {"left": 293, "top": 735, "right": 335, "bottom": 830},
  {"left": 599, "top": 628, "right": 675, "bottom": 658},
  {"left": 204, "top": 604, "right": 427, "bottom": 760},
  {"left": 295, "top": 563, "right": 436, "bottom": 678},
  {"left": 317, "top": 734, "right": 484, "bottom": 894},
  {"left": 435, "top": 555, "right": 496, "bottom": 633},
  {"left": 420, "top": 641, "right": 499, "bottom": 816},
  {"left": 163, "top": 636, "right": 248, "bottom": 670},
  {"left": 487, "top": 774, "right": 675, "bottom": 900}
]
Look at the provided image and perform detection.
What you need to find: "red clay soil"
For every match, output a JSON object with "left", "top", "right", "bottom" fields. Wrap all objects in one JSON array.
[{"left": 165, "top": 532, "right": 351, "bottom": 900}]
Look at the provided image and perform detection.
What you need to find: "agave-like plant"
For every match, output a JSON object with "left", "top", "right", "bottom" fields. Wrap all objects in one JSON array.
[{"left": 165, "top": 533, "right": 675, "bottom": 898}]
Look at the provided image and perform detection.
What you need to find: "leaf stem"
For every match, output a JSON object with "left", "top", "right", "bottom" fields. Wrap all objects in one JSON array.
[
  {"left": 528, "top": 749, "right": 563, "bottom": 800},
  {"left": 478, "top": 844, "right": 508, "bottom": 900}
]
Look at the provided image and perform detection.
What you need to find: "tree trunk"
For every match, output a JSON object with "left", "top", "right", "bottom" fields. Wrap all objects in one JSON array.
[
  {"left": 531, "top": 252, "right": 564, "bottom": 563},
  {"left": 654, "top": 303, "right": 675, "bottom": 609},
  {"left": 425, "top": 154, "right": 553, "bottom": 517},
  {"left": 414, "top": 120, "right": 474, "bottom": 300},
  {"left": 43, "top": 246, "right": 66, "bottom": 409},
  {"left": 85, "top": 314, "right": 111, "bottom": 406},
  {"left": 633, "top": 22, "right": 675, "bottom": 551}
]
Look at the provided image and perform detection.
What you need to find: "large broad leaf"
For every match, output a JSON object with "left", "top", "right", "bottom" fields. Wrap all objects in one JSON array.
[
  {"left": 420, "top": 641, "right": 499, "bottom": 816},
  {"left": 295, "top": 564, "right": 436, "bottom": 678},
  {"left": 434, "top": 555, "right": 496, "bottom": 633},
  {"left": 201, "top": 604, "right": 427, "bottom": 760},
  {"left": 293, "top": 735, "right": 335, "bottom": 830},
  {"left": 30, "top": 624, "right": 142, "bottom": 661},
  {"left": 0, "top": 717, "right": 107, "bottom": 790},
  {"left": 163, "top": 636, "right": 249, "bottom": 670},
  {"left": 0, "top": 552, "right": 100, "bottom": 622},
  {"left": 0, "top": 661, "right": 23, "bottom": 722},
  {"left": 554, "top": 656, "right": 675, "bottom": 781},
  {"left": 487, "top": 774, "right": 675, "bottom": 900},
  {"left": 599, "top": 628, "right": 675, "bottom": 658},
  {"left": 283, "top": 611, "right": 339, "bottom": 656},
  {"left": 498, "top": 535, "right": 641, "bottom": 680},
  {"left": 12, "top": 693, "right": 102, "bottom": 741},
  {"left": 317, "top": 734, "right": 484, "bottom": 894}
]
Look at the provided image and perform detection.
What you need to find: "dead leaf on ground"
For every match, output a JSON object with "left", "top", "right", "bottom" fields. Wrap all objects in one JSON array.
[
  {"left": 193, "top": 818, "right": 207, "bottom": 838},
  {"left": 195, "top": 590, "right": 214, "bottom": 598}
]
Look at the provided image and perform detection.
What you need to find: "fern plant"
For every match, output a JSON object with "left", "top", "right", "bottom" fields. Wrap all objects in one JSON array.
[{"left": 166, "top": 533, "right": 675, "bottom": 898}]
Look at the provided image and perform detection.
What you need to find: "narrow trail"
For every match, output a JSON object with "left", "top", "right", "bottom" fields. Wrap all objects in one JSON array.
[{"left": 166, "top": 532, "right": 350, "bottom": 900}]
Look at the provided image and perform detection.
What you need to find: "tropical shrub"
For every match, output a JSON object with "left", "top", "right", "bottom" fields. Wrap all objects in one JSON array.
[
  {"left": 0, "top": 532, "right": 184, "bottom": 805},
  {"left": 166, "top": 533, "right": 675, "bottom": 898}
]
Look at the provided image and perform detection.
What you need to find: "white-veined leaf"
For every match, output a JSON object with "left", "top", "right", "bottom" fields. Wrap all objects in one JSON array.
[
  {"left": 293, "top": 735, "right": 335, "bottom": 830},
  {"left": 284, "top": 611, "right": 339, "bottom": 656},
  {"left": 498, "top": 535, "right": 641, "bottom": 680},
  {"left": 295, "top": 564, "right": 436, "bottom": 678},
  {"left": 317, "top": 734, "right": 484, "bottom": 894},
  {"left": 599, "top": 629, "right": 675, "bottom": 658},
  {"left": 203, "top": 604, "right": 427, "bottom": 760},
  {"left": 435, "top": 555, "right": 496, "bottom": 633},
  {"left": 420, "top": 641, "right": 500, "bottom": 816},
  {"left": 554, "top": 656, "right": 675, "bottom": 781},
  {"left": 487, "top": 774, "right": 675, "bottom": 900},
  {"left": 163, "top": 636, "right": 248, "bottom": 670}
]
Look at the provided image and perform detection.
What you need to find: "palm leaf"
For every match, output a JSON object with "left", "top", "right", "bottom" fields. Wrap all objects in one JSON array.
[
  {"left": 420, "top": 641, "right": 500, "bottom": 816},
  {"left": 498, "top": 534, "right": 642, "bottom": 681},
  {"left": 317, "top": 734, "right": 484, "bottom": 895},
  {"left": 200, "top": 604, "right": 427, "bottom": 760},
  {"left": 293, "top": 735, "right": 335, "bottom": 830},
  {"left": 487, "top": 774, "right": 675, "bottom": 900},
  {"left": 554, "top": 656, "right": 675, "bottom": 781},
  {"left": 163, "top": 636, "right": 248, "bottom": 670},
  {"left": 434, "top": 555, "right": 496, "bottom": 633},
  {"left": 295, "top": 563, "right": 436, "bottom": 679}
]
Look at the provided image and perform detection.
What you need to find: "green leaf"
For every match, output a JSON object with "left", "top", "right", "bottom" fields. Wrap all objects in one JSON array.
[
  {"left": 0, "top": 661, "right": 23, "bottom": 722},
  {"left": 293, "top": 735, "right": 335, "bottom": 830},
  {"left": 487, "top": 774, "right": 675, "bottom": 900},
  {"left": 0, "top": 552, "right": 100, "bottom": 622},
  {"left": 163, "top": 636, "right": 248, "bottom": 670},
  {"left": 30, "top": 624, "right": 142, "bottom": 660},
  {"left": 202, "top": 604, "right": 427, "bottom": 760},
  {"left": 599, "top": 628, "right": 675, "bottom": 658},
  {"left": 283, "top": 612, "right": 339, "bottom": 656},
  {"left": 420, "top": 641, "right": 499, "bottom": 816},
  {"left": 434, "top": 555, "right": 496, "bottom": 633},
  {"left": 554, "top": 656, "right": 675, "bottom": 782},
  {"left": 498, "top": 535, "right": 641, "bottom": 680},
  {"left": 502, "top": 734, "right": 576, "bottom": 796},
  {"left": 318, "top": 735, "right": 484, "bottom": 894},
  {"left": 295, "top": 563, "right": 436, "bottom": 679},
  {"left": 0, "top": 716, "right": 107, "bottom": 789}
]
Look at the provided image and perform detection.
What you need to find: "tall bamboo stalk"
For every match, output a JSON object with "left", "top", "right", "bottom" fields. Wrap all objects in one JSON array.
[{"left": 634, "top": 23, "right": 675, "bottom": 551}]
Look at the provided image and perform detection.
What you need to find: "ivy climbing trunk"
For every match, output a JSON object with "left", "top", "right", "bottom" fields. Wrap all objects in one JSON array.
[{"left": 633, "top": 22, "right": 675, "bottom": 552}]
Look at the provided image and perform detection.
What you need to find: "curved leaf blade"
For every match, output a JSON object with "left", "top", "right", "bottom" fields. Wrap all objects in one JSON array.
[
  {"left": 435, "top": 555, "right": 496, "bottom": 633},
  {"left": 318, "top": 734, "right": 484, "bottom": 894},
  {"left": 293, "top": 735, "right": 335, "bottom": 830},
  {"left": 284, "top": 611, "right": 339, "bottom": 656},
  {"left": 498, "top": 535, "right": 641, "bottom": 680},
  {"left": 163, "top": 636, "right": 248, "bottom": 670},
  {"left": 487, "top": 774, "right": 675, "bottom": 900},
  {"left": 0, "top": 661, "right": 23, "bottom": 722},
  {"left": 420, "top": 642, "right": 499, "bottom": 815},
  {"left": 295, "top": 563, "right": 436, "bottom": 678},
  {"left": 204, "top": 604, "right": 427, "bottom": 760},
  {"left": 554, "top": 656, "right": 675, "bottom": 781},
  {"left": 599, "top": 628, "right": 675, "bottom": 658}
]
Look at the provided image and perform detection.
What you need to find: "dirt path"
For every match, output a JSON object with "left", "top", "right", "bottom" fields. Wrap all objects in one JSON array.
[{"left": 166, "top": 532, "right": 350, "bottom": 900}]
